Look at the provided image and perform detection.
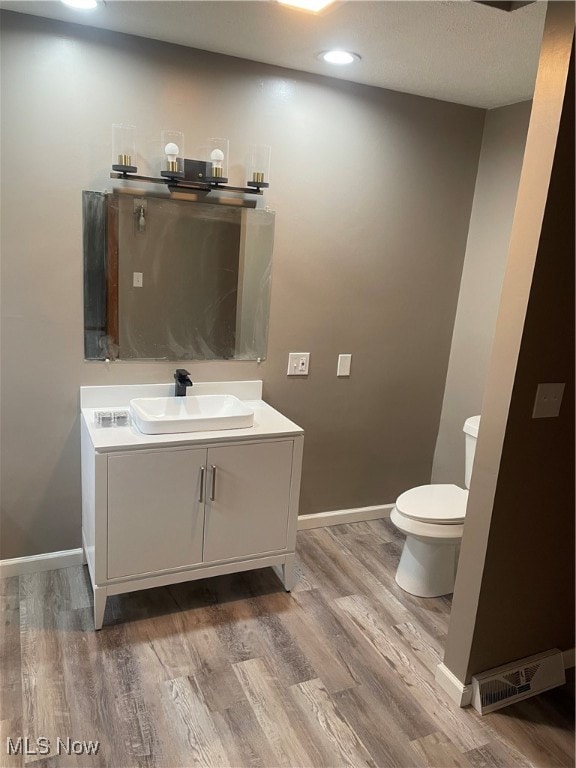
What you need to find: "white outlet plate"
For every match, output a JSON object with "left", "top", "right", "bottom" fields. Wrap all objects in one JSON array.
[
  {"left": 287, "top": 352, "right": 310, "bottom": 376},
  {"left": 532, "top": 382, "right": 565, "bottom": 418},
  {"left": 133, "top": 272, "right": 143, "bottom": 288}
]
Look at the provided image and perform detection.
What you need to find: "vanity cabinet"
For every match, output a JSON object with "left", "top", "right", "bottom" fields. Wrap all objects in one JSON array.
[
  {"left": 81, "top": 412, "right": 303, "bottom": 630},
  {"left": 106, "top": 441, "right": 294, "bottom": 579}
]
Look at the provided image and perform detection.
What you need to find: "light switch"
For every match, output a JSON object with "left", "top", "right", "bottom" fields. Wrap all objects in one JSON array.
[
  {"left": 133, "top": 272, "right": 143, "bottom": 288},
  {"left": 287, "top": 352, "right": 310, "bottom": 376},
  {"left": 532, "top": 382, "right": 565, "bottom": 418},
  {"left": 337, "top": 354, "right": 352, "bottom": 377}
]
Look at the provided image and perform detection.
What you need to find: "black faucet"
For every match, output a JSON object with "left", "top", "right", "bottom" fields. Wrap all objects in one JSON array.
[{"left": 174, "top": 369, "right": 193, "bottom": 397}]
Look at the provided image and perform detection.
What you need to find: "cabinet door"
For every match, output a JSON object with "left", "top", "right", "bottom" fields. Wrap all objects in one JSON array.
[
  {"left": 203, "top": 440, "right": 293, "bottom": 563},
  {"left": 107, "top": 448, "right": 206, "bottom": 579}
]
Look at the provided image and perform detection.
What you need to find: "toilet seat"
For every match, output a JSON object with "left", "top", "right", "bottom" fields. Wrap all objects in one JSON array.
[
  {"left": 395, "top": 484, "right": 468, "bottom": 524},
  {"left": 390, "top": 507, "right": 464, "bottom": 541}
]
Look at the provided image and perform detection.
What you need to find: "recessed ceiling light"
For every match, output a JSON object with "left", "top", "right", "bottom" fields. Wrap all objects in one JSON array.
[
  {"left": 317, "top": 50, "right": 361, "bottom": 66},
  {"left": 61, "top": 0, "right": 97, "bottom": 9},
  {"left": 278, "top": 0, "right": 336, "bottom": 12}
]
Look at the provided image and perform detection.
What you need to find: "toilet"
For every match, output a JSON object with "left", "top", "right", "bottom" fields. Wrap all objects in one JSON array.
[{"left": 390, "top": 415, "right": 480, "bottom": 598}]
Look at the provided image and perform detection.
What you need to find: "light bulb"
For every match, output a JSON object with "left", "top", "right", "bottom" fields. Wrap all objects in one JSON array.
[
  {"left": 164, "top": 142, "right": 180, "bottom": 163},
  {"left": 210, "top": 148, "right": 224, "bottom": 168},
  {"left": 318, "top": 50, "right": 360, "bottom": 65},
  {"left": 61, "top": 0, "right": 97, "bottom": 8}
]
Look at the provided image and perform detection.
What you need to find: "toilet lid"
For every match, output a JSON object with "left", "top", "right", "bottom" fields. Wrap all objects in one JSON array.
[{"left": 395, "top": 484, "right": 468, "bottom": 523}]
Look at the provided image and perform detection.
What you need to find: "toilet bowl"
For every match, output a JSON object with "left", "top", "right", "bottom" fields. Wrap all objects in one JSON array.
[{"left": 391, "top": 416, "right": 480, "bottom": 598}]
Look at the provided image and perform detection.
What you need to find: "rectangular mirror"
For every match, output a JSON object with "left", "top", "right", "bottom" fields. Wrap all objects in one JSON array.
[{"left": 83, "top": 191, "right": 274, "bottom": 361}]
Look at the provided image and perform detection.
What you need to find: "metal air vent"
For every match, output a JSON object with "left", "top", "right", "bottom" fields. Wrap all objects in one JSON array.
[{"left": 471, "top": 649, "right": 565, "bottom": 714}]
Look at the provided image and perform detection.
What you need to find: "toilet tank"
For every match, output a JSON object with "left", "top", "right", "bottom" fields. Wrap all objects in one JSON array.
[{"left": 463, "top": 415, "right": 481, "bottom": 489}]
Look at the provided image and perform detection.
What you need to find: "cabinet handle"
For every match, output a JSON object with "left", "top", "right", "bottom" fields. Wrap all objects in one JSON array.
[
  {"left": 210, "top": 465, "right": 217, "bottom": 501},
  {"left": 199, "top": 466, "right": 206, "bottom": 503}
]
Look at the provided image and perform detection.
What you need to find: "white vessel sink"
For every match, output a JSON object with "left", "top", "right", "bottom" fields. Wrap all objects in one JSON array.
[{"left": 130, "top": 395, "right": 254, "bottom": 435}]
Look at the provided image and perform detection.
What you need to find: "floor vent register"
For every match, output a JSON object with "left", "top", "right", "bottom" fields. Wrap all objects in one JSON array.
[{"left": 472, "top": 649, "right": 565, "bottom": 714}]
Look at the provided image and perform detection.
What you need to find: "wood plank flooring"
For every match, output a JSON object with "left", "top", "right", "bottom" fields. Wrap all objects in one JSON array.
[{"left": 1, "top": 519, "right": 574, "bottom": 767}]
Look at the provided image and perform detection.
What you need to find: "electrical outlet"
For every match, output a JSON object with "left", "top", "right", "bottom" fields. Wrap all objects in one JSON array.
[
  {"left": 133, "top": 272, "right": 143, "bottom": 288},
  {"left": 532, "top": 382, "right": 565, "bottom": 418},
  {"left": 287, "top": 352, "right": 310, "bottom": 376}
]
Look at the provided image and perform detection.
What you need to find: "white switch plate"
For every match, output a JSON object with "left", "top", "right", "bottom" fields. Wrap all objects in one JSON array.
[
  {"left": 337, "top": 354, "right": 352, "bottom": 377},
  {"left": 287, "top": 352, "right": 310, "bottom": 376},
  {"left": 133, "top": 272, "right": 143, "bottom": 288},
  {"left": 532, "top": 382, "right": 565, "bottom": 418}
]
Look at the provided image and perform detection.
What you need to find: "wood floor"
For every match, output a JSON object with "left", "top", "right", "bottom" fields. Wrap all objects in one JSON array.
[{"left": 1, "top": 519, "right": 574, "bottom": 767}]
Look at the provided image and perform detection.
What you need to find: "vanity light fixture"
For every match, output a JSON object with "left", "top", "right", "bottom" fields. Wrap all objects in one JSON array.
[
  {"left": 278, "top": 0, "right": 336, "bottom": 12},
  {"left": 317, "top": 50, "right": 361, "bottom": 65},
  {"left": 110, "top": 126, "right": 270, "bottom": 196},
  {"left": 61, "top": 0, "right": 97, "bottom": 8}
]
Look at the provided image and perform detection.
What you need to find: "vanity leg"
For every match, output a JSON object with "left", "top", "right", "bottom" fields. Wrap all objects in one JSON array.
[
  {"left": 280, "top": 554, "right": 296, "bottom": 592},
  {"left": 93, "top": 586, "right": 107, "bottom": 631}
]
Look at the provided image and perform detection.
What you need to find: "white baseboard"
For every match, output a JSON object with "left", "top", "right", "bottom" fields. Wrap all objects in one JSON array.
[
  {"left": 435, "top": 663, "right": 473, "bottom": 707},
  {"left": 562, "top": 648, "right": 575, "bottom": 669},
  {"left": 298, "top": 504, "right": 393, "bottom": 530},
  {"left": 0, "top": 548, "right": 85, "bottom": 579},
  {"left": 0, "top": 505, "right": 392, "bottom": 577}
]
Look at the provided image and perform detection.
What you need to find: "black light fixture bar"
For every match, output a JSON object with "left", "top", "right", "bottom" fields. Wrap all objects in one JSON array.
[{"left": 110, "top": 171, "right": 264, "bottom": 195}]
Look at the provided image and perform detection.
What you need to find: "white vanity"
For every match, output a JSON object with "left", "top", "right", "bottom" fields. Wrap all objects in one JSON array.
[{"left": 81, "top": 380, "right": 303, "bottom": 629}]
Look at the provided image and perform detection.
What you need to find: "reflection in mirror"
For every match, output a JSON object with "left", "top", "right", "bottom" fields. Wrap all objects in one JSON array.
[{"left": 83, "top": 192, "right": 274, "bottom": 361}]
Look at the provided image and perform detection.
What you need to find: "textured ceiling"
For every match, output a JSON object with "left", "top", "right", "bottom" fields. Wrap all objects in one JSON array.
[{"left": 0, "top": 0, "right": 547, "bottom": 108}]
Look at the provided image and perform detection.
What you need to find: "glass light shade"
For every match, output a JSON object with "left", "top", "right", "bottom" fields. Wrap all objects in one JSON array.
[
  {"left": 207, "top": 137, "right": 229, "bottom": 180},
  {"left": 160, "top": 130, "right": 184, "bottom": 176},
  {"left": 112, "top": 124, "right": 137, "bottom": 171},
  {"left": 247, "top": 144, "right": 271, "bottom": 186}
]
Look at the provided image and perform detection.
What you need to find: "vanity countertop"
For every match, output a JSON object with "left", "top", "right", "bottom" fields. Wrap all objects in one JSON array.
[{"left": 82, "top": 399, "right": 303, "bottom": 453}]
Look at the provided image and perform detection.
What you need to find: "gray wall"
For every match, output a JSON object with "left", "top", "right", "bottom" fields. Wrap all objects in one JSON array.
[
  {"left": 0, "top": 11, "right": 484, "bottom": 559},
  {"left": 432, "top": 100, "right": 531, "bottom": 484}
]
